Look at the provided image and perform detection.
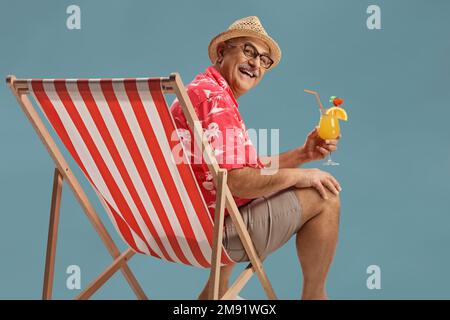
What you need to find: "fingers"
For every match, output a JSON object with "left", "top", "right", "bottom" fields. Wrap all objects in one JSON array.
[
  {"left": 325, "top": 139, "right": 338, "bottom": 146},
  {"left": 308, "top": 127, "right": 319, "bottom": 138},
  {"left": 316, "top": 146, "right": 329, "bottom": 156},
  {"left": 309, "top": 169, "right": 342, "bottom": 200},
  {"left": 323, "top": 178, "right": 340, "bottom": 196},
  {"left": 316, "top": 177, "right": 341, "bottom": 199},
  {"left": 322, "top": 140, "right": 338, "bottom": 152},
  {"left": 329, "top": 175, "right": 342, "bottom": 192},
  {"left": 313, "top": 181, "right": 329, "bottom": 200},
  {"left": 321, "top": 144, "right": 337, "bottom": 152}
]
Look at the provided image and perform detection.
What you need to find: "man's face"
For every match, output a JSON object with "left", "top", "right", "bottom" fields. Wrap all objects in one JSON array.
[{"left": 215, "top": 37, "right": 272, "bottom": 99}]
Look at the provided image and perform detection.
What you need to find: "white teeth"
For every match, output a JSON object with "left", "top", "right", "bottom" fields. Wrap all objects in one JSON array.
[{"left": 240, "top": 69, "right": 254, "bottom": 78}]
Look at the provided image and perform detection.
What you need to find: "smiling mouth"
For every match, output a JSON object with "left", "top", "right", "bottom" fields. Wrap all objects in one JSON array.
[{"left": 239, "top": 67, "right": 256, "bottom": 79}]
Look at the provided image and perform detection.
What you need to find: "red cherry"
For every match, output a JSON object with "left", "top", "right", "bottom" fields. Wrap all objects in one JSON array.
[{"left": 333, "top": 97, "right": 344, "bottom": 106}]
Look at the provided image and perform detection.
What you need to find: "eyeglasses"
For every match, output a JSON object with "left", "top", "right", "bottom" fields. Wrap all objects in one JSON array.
[{"left": 226, "top": 42, "right": 274, "bottom": 69}]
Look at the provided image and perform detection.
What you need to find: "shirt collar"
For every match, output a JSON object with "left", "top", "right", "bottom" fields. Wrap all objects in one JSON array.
[{"left": 204, "top": 66, "right": 239, "bottom": 107}]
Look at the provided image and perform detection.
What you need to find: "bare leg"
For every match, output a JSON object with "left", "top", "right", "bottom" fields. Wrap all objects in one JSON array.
[
  {"left": 198, "top": 187, "right": 339, "bottom": 300},
  {"left": 294, "top": 187, "right": 340, "bottom": 300},
  {"left": 198, "top": 263, "right": 236, "bottom": 300}
]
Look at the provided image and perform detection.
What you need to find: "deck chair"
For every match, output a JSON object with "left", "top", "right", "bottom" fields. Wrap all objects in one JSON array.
[{"left": 6, "top": 73, "right": 277, "bottom": 300}]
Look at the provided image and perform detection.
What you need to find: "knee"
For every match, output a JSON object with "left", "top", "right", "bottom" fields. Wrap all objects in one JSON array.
[
  {"left": 322, "top": 190, "right": 340, "bottom": 215},
  {"left": 293, "top": 187, "right": 340, "bottom": 223}
]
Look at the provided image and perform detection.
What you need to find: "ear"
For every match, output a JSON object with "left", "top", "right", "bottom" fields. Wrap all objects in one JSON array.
[{"left": 216, "top": 42, "right": 227, "bottom": 63}]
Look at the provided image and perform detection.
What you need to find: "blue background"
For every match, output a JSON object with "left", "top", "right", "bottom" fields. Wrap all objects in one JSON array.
[{"left": 1, "top": 0, "right": 449, "bottom": 299}]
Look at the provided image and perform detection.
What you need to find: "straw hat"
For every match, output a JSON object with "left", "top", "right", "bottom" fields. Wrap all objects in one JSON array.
[{"left": 208, "top": 16, "right": 282, "bottom": 69}]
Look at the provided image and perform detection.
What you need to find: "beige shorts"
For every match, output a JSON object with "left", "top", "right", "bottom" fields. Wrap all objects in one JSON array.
[{"left": 222, "top": 187, "right": 302, "bottom": 262}]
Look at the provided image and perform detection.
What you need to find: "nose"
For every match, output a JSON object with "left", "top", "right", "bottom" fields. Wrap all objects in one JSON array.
[{"left": 247, "top": 55, "right": 261, "bottom": 70}]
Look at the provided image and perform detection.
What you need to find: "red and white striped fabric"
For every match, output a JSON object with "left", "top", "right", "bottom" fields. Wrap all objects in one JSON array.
[{"left": 29, "top": 78, "right": 234, "bottom": 268}]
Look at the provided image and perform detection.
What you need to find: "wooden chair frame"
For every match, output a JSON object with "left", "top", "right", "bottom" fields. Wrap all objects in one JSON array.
[{"left": 6, "top": 73, "right": 277, "bottom": 300}]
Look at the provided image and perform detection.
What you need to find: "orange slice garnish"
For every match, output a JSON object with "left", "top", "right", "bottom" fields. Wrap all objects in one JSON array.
[{"left": 326, "top": 107, "right": 348, "bottom": 121}]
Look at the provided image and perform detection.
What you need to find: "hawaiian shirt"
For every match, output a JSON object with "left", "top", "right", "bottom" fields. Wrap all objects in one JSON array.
[{"left": 170, "top": 66, "right": 265, "bottom": 218}]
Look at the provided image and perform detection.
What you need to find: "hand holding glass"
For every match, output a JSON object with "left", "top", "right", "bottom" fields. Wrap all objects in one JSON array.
[
  {"left": 318, "top": 112, "right": 340, "bottom": 166},
  {"left": 304, "top": 89, "right": 347, "bottom": 166}
]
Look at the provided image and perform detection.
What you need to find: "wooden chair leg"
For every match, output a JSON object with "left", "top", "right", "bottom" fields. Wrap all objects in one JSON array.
[
  {"left": 118, "top": 264, "right": 147, "bottom": 300},
  {"left": 209, "top": 169, "right": 227, "bottom": 300},
  {"left": 221, "top": 263, "right": 254, "bottom": 300},
  {"left": 210, "top": 171, "right": 275, "bottom": 300},
  {"left": 42, "top": 168, "right": 63, "bottom": 300},
  {"left": 225, "top": 189, "right": 277, "bottom": 300},
  {"left": 76, "top": 249, "right": 136, "bottom": 300},
  {"left": 40, "top": 168, "right": 147, "bottom": 300}
]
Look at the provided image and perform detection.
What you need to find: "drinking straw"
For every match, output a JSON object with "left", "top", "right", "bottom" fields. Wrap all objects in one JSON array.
[{"left": 304, "top": 89, "right": 326, "bottom": 114}]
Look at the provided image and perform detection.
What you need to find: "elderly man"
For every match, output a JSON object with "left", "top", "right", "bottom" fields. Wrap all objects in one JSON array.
[{"left": 170, "top": 16, "right": 341, "bottom": 300}]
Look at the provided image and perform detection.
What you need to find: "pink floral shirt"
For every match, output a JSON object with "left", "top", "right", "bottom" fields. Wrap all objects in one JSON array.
[{"left": 170, "top": 66, "right": 264, "bottom": 218}]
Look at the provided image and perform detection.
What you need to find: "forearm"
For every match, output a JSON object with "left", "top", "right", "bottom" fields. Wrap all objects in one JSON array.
[
  {"left": 260, "top": 146, "right": 308, "bottom": 169},
  {"left": 227, "top": 167, "right": 300, "bottom": 199}
]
